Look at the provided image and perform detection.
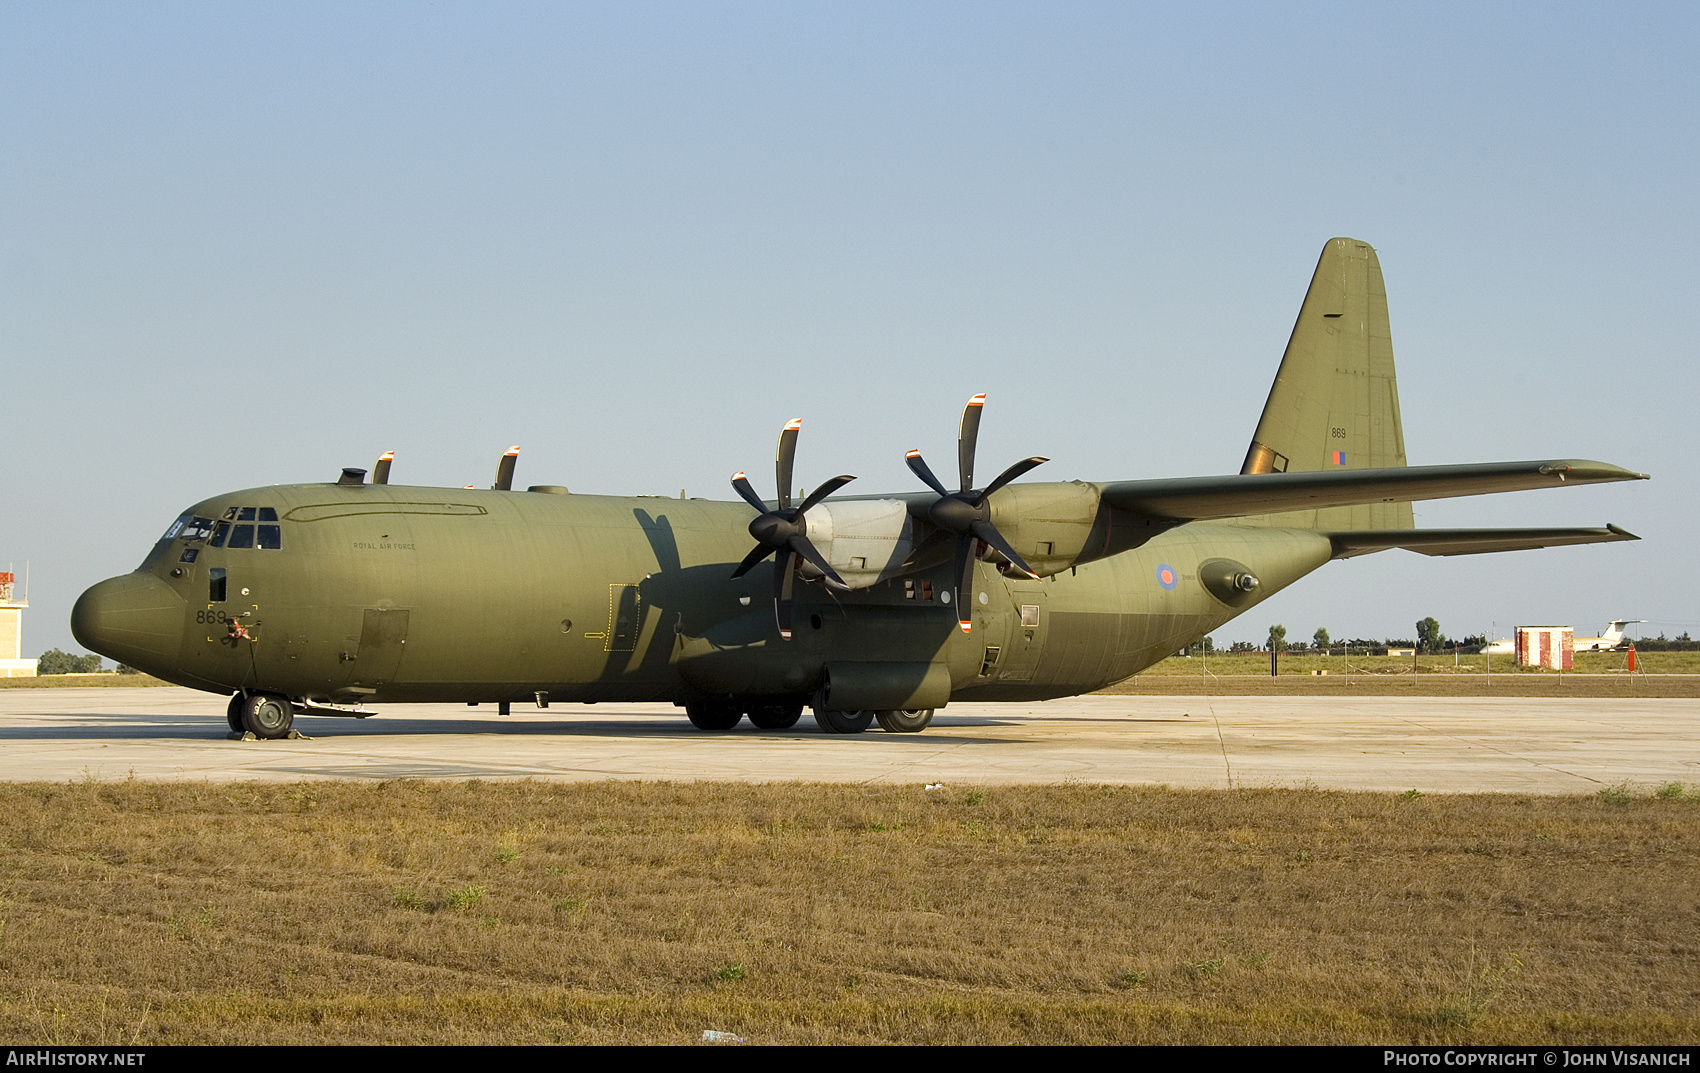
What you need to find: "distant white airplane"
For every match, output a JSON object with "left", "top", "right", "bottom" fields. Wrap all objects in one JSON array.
[{"left": 1481, "top": 620, "right": 1643, "bottom": 655}]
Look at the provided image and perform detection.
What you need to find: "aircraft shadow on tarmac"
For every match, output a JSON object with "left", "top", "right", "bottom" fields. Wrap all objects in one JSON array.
[{"left": 0, "top": 712, "right": 1029, "bottom": 746}]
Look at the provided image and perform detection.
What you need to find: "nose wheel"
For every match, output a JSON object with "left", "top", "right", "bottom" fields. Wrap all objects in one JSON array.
[{"left": 235, "top": 692, "right": 295, "bottom": 739}]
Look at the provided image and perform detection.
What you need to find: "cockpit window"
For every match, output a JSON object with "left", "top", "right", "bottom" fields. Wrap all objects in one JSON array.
[
  {"left": 161, "top": 514, "right": 190, "bottom": 541},
  {"left": 204, "top": 508, "right": 283, "bottom": 549},
  {"left": 181, "top": 517, "right": 216, "bottom": 542}
]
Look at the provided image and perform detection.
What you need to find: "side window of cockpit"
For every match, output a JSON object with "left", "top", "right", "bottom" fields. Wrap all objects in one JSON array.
[
  {"left": 209, "top": 568, "right": 227, "bottom": 603},
  {"left": 210, "top": 522, "right": 230, "bottom": 547}
]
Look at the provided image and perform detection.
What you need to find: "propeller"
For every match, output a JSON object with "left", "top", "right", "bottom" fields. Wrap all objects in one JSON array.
[
  {"left": 729, "top": 419, "right": 857, "bottom": 640},
  {"left": 905, "top": 394, "right": 1049, "bottom": 633}
]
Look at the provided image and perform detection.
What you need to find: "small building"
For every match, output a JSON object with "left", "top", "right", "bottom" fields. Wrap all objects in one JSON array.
[
  {"left": 1516, "top": 626, "right": 1574, "bottom": 670},
  {"left": 0, "top": 572, "right": 37, "bottom": 678}
]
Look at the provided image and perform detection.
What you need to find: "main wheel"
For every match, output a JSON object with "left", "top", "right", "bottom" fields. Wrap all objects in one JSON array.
[
  {"left": 226, "top": 693, "right": 246, "bottom": 733},
  {"left": 241, "top": 692, "right": 295, "bottom": 740},
  {"left": 685, "top": 699, "right": 742, "bottom": 730},
  {"left": 875, "top": 708, "right": 934, "bottom": 733},
  {"left": 814, "top": 708, "right": 874, "bottom": 734},
  {"left": 747, "top": 700, "right": 804, "bottom": 730}
]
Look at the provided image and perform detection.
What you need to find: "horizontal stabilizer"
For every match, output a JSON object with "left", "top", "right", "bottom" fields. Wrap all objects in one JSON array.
[
  {"left": 1098, "top": 459, "right": 1647, "bottom": 522},
  {"left": 1329, "top": 524, "right": 1639, "bottom": 559}
]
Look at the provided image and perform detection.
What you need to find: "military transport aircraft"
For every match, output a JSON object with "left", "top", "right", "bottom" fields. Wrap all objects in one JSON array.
[{"left": 72, "top": 238, "right": 1647, "bottom": 739}]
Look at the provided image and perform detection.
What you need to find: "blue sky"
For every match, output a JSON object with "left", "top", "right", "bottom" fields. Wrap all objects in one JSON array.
[{"left": 3, "top": 2, "right": 1695, "bottom": 655}]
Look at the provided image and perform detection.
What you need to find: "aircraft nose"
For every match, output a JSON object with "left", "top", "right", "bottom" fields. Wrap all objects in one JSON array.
[{"left": 71, "top": 572, "right": 185, "bottom": 669}]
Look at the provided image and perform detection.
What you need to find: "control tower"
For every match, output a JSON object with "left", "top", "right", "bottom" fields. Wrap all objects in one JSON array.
[{"left": 0, "top": 572, "right": 36, "bottom": 677}]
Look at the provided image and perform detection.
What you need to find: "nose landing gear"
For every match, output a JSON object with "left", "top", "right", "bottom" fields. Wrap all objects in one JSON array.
[{"left": 227, "top": 691, "right": 296, "bottom": 740}]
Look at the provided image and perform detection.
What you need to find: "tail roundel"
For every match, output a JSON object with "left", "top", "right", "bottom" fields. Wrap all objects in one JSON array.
[{"left": 1239, "top": 238, "right": 1414, "bottom": 531}]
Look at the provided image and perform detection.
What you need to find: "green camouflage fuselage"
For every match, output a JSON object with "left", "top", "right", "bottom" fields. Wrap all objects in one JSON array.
[{"left": 101, "top": 481, "right": 1328, "bottom": 705}]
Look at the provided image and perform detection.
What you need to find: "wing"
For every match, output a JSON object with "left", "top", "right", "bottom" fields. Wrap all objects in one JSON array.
[{"left": 1098, "top": 459, "right": 1647, "bottom": 521}]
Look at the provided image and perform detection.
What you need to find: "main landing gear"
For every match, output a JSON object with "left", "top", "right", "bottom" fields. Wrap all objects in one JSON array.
[{"left": 683, "top": 698, "right": 933, "bottom": 735}]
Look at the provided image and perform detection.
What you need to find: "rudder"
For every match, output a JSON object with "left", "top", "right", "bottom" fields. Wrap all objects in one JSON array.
[{"left": 1239, "top": 237, "right": 1413, "bottom": 530}]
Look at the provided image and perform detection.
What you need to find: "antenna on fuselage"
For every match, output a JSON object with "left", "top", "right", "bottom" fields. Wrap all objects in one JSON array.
[
  {"left": 373, "top": 451, "right": 394, "bottom": 485},
  {"left": 337, "top": 468, "right": 366, "bottom": 487},
  {"left": 493, "top": 446, "right": 520, "bottom": 491}
]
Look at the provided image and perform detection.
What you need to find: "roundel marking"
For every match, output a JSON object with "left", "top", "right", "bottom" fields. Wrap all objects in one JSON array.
[{"left": 1156, "top": 564, "right": 1178, "bottom": 590}]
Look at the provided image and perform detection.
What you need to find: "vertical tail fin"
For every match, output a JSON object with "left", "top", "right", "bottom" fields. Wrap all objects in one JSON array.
[
  {"left": 1239, "top": 237, "right": 1413, "bottom": 530},
  {"left": 1599, "top": 620, "right": 1642, "bottom": 645}
]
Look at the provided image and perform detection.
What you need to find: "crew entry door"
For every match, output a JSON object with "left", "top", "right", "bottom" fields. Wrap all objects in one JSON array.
[{"left": 345, "top": 608, "right": 410, "bottom": 689}]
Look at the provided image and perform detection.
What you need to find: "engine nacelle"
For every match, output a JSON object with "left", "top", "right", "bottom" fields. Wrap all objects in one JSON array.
[
  {"left": 796, "top": 499, "right": 917, "bottom": 589},
  {"left": 986, "top": 481, "right": 1104, "bottom": 576}
]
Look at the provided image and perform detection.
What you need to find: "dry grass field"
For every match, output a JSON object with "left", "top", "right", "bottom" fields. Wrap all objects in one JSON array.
[
  {"left": 1107, "top": 651, "right": 1700, "bottom": 697},
  {"left": 0, "top": 673, "right": 171, "bottom": 689},
  {"left": 0, "top": 778, "right": 1695, "bottom": 1045}
]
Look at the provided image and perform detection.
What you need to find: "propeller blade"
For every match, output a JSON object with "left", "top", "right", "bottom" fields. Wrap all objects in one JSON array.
[
  {"left": 905, "top": 450, "right": 952, "bottom": 498},
  {"left": 730, "top": 472, "right": 769, "bottom": 513},
  {"left": 493, "top": 446, "right": 520, "bottom": 491},
  {"left": 372, "top": 451, "right": 394, "bottom": 486},
  {"left": 958, "top": 394, "right": 985, "bottom": 493},
  {"left": 776, "top": 419, "right": 801, "bottom": 512},
  {"left": 970, "top": 519, "right": 1040, "bottom": 579},
  {"left": 789, "top": 534, "right": 848, "bottom": 588},
  {"left": 973, "top": 455, "right": 1049, "bottom": 505},
  {"left": 795, "top": 473, "right": 856, "bottom": 516},
  {"left": 729, "top": 542, "right": 772, "bottom": 580},
  {"left": 952, "top": 537, "right": 975, "bottom": 633},
  {"left": 774, "top": 553, "right": 796, "bottom": 640}
]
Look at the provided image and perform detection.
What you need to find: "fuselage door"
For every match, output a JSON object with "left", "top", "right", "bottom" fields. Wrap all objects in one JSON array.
[
  {"left": 348, "top": 608, "right": 410, "bottom": 687},
  {"left": 605, "top": 584, "right": 642, "bottom": 652},
  {"left": 995, "top": 582, "right": 1048, "bottom": 681}
]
